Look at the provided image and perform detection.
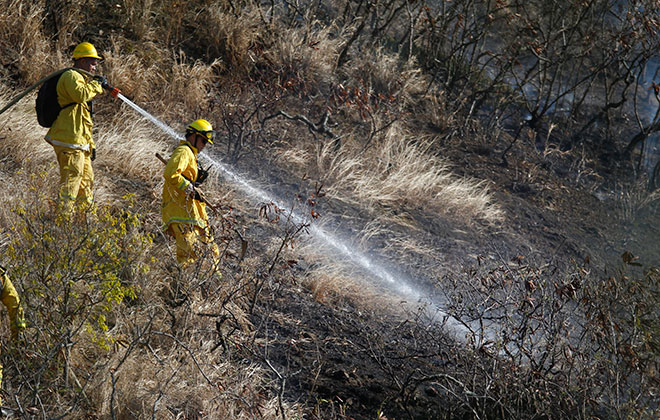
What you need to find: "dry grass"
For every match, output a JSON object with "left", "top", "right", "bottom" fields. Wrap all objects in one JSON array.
[
  {"left": 0, "top": 0, "right": 54, "bottom": 83},
  {"left": 272, "top": 144, "right": 314, "bottom": 174},
  {"left": 193, "top": 4, "right": 264, "bottom": 72},
  {"left": 80, "top": 284, "right": 298, "bottom": 420},
  {"left": 155, "top": 53, "right": 221, "bottom": 120},
  {"left": 110, "top": 0, "right": 160, "bottom": 42},
  {"left": 298, "top": 234, "right": 401, "bottom": 307},
  {"left": 357, "top": 213, "right": 440, "bottom": 260},
  {"left": 382, "top": 235, "right": 440, "bottom": 260},
  {"left": 96, "top": 110, "right": 170, "bottom": 183},
  {"left": 263, "top": 20, "right": 342, "bottom": 87},
  {"left": 100, "top": 36, "right": 164, "bottom": 104},
  {"left": 317, "top": 123, "right": 504, "bottom": 225},
  {"left": 615, "top": 178, "right": 660, "bottom": 222},
  {"left": 358, "top": 212, "right": 421, "bottom": 244},
  {"left": 0, "top": 86, "right": 55, "bottom": 166},
  {"left": 343, "top": 47, "right": 429, "bottom": 108},
  {"left": 298, "top": 249, "right": 424, "bottom": 322}
]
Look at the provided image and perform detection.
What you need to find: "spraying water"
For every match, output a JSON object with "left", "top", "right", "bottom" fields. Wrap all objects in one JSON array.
[
  {"left": 206, "top": 159, "right": 418, "bottom": 297},
  {"left": 115, "top": 94, "right": 473, "bottom": 339},
  {"left": 117, "top": 93, "right": 183, "bottom": 141}
]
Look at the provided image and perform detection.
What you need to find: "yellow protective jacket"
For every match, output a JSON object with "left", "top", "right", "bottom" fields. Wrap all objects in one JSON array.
[
  {"left": 162, "top": 141, "right": 208, "bottom": 233},
  {"left": 45, "top": 69, "right": 103, "bottom": 152},
  {"left": 0, "top": 266, "right": 26, "bottom": 340}
]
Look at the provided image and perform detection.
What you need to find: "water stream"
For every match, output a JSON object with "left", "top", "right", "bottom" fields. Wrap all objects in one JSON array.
[{"left": 116, "top": 93, "right": 473, "bottom": 340}]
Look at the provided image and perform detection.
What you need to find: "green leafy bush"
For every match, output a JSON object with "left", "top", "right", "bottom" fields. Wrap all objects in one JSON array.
[{"left": 2, "top": 179, "right": 152, "bottom": 414}]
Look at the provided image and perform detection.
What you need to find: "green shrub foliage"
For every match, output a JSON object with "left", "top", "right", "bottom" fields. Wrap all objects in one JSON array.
[{"left": 3, "top": 179, "right": 152, "bottom": 413}]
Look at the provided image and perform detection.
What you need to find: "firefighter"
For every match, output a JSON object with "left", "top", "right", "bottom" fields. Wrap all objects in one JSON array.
[
  {"left": 0, "top": 266, "right": 26, "bottom": 407},
  {"left": 162, "top": 119, "right": 220, "bottom": 267},
  {"left": 45, "top": 42, "right": 109, "bottom": 216}
]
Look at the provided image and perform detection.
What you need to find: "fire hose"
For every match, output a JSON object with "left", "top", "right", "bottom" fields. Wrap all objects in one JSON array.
[{"left": 0, "top": 67, "right": 119, "bottom": 117}]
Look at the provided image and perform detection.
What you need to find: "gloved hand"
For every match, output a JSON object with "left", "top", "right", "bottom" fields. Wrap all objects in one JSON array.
[
  {"left": 93, "top": 75, "right": 110, "bottom": 90},
  {"left": 185, "top": 183, "right": 203, "bottom": 202},
  {"left": 91, "top": 149, "right": 96, "bottom": 161},
  {"left": 184, "top": 183, "right": 196, "bottom": 199},
  {"left": 195, "top": 166, "right": 209, "bottom": 186}
]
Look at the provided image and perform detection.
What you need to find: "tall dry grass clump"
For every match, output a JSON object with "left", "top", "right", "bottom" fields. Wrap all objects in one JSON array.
[
  {"left": 95, "top": 110, "right": 171, "bottom": 182},
  {"left": 157, "top": 53, "right": 220, "bottom": 119},
  {"left": 193, "top": 4, "right": 264, "bottom": 72},
  {"left": 0, "top": 84, "right": 55, "bottom": 165},
  {"left": 0, "top": 0, "right": 53, "bottom": 83},
  {"left": 107, "top": 0, "right": 160, "bottom": 42},
  {"left": 342, "top": 47, "right": 428, "bottom": 109},
  {"left": 614, "top": 178, "right": 660, "bottom": 223},
  {"left": 261, "top": 21, "right": 342, "bottom": 90},
  {"left": 100, "top": 37, "right": 164, "bottom": 105},
  {"left": 318, "top": 123, "right": 503, "bottom": 224}
]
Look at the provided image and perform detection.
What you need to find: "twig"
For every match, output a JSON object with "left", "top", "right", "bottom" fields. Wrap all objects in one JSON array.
[
  {"left": 263, "top": 110, "right": 337, "bottom": 139},
  {"left": 265, "top": 359, "right": 288, "bottom": 420},
  {"left": 152, "top": 391, "right": 164, "bottom": 420},
  {"left": 151, "top": 331, "right": 214, "bottom": 385}
]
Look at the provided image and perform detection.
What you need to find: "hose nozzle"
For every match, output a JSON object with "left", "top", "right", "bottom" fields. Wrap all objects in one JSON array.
[{"left": 103, "top": 83, "right": 121, "bottom": 98}]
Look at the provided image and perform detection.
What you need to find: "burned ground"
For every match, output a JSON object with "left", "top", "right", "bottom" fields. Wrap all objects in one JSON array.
[{"left": 232, "top": 124, "right": 659, "bottom": 419}]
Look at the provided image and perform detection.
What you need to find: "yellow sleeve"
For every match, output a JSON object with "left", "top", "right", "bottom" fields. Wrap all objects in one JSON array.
[
  {"left": 58, "top": 70, "right": 103, "bottom": 105},
  {"left": 164, "top": 146, "right": 193, "bottom": 192},
  {"left": 1, "top": 271, "right": 26, "bottom": 340}
]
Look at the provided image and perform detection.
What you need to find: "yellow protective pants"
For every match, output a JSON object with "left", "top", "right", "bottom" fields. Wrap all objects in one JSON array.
[
  {"left": 53, "top": 145, "right": 94, "bottom": 215},
  {"left": 0, "top": 268, "right": 26, "bottom": 404},
  {"left": 170, "top": 224, "right": 220, "bottom": 267}
]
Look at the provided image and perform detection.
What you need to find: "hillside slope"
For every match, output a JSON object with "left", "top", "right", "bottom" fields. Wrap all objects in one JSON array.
[{"left": 0, "top": 1, "right": 658, "bottom": 419}]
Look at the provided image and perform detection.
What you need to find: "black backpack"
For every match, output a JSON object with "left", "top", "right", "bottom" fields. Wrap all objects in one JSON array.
[{"left": 35, "top": 71, "right": 74, "bottom": 128}]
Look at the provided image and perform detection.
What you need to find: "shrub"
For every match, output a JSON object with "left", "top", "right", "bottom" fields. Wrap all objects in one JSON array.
[
  {"left": 425, "top": 252, "right": 660, "bottom": 419},
  {"left": 2, "top": 179, "right": 152, "bottom": 416}
]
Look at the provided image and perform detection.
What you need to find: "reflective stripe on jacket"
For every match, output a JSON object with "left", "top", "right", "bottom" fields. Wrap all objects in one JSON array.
[
  {"left": 45, "top": 69, "right": 103, "bottom": 151},
  {"left": 161, "top": 141, "right": 208, "bottom": 232}
]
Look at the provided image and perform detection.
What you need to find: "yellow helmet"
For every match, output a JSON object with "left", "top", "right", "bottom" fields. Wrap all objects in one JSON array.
[
  {"left": 186, "top": 119, "right": 215, "bottom": 144},
  {"left": 72, "top": 42, "right": 103, "bottom": 60}
]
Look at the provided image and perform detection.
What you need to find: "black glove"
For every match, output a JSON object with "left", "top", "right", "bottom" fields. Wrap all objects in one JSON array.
[
  {"left": 91, "top": 149, "right": 96, "bottom": 161},
  {"left": 185, "top": 184, "right": 203, "bottom": 202},
  {"left": 93, "top": 75, "right": 110, "bottom": 90},
  {"left": 195, "top": 166, "right": 209, "bottom": 186}
]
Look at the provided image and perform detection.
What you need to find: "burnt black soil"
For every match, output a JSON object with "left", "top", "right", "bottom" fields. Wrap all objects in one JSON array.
[{"left": 220, "top": 131, "right": 659, "bottom": 419}]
